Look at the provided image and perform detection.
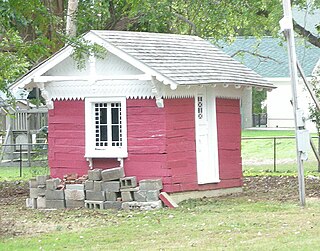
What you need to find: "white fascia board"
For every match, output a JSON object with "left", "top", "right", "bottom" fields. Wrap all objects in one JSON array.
[
  {"left": 10, "top": 45, "right": 74, "bottom": 91},
  {"left": 87, "top": 31, "right": 179, "bottom": 90},
  {"left": 33, "top": 74, "right": 151, "bottom": 83}
]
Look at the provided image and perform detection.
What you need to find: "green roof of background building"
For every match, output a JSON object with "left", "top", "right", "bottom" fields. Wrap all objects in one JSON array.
[{"left": 218, "top": 36, "right": 320, "bottom": 78}]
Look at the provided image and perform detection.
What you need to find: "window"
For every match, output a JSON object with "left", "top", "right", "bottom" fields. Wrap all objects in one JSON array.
[{"left": 85, "top": 97, "right": 127, "bottom": 158}]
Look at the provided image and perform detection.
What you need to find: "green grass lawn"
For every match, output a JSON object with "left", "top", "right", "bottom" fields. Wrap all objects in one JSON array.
[
  {"left": 2, "top": 196, "right": 320, "bottom": 250},
  {"left": 0, "top": 166, "right": 49, "bottom": 181},
  {"left": 242, "top": 129, "right": 320, "bottom": 174}
]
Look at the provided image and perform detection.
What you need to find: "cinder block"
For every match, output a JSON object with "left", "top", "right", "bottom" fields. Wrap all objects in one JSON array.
[
  {"left": 45, "top": 190, "right": 65, "bottom": 200},
  {"left": 133, "top": 191, "right": 147, "bottom": 202},
  {"left": 120, "top": 187, "right": 139, "bottom": 192},
  {"left": 139, "top": 179, "right": 163, "bottom": 191},
  {"left": 65, "top": 189, "right": 85, "bottom": 201},
  {"left": 121, "top": 191, "right": 133, "bottom": 202},
  {"left": 120, "top": 176, "right": 137, "bottom": 189},
  {"left": 37, "top": 185, "right": 46, "bottom": 196},
  {"left": 66, "top": 200, "right": 85, "bottom": 209},
  {"left": 66, "top": 184, "right": 84, "bottom": 190},
  {"left": 101, "top": 167, "right": 125, "bottom": 181},
  {"left": 93, "top": 181, "right": 103, "bottom": 192},
  {"left": 122, "top": 201, "right": 162, "bottom": 210},
  {"left": 84, "top": 180, "right": 94, "bottom": 190},
  {"left": 85, "top": 191, "right": 105, "bottom": 201},
  {"left": 101, "top": 181, "right": 120, "bottom": 192},
  {"left": 36, "top": 175, "right": 50, "bottom": 185},
  {"left": 30, "top": 188, "right": 39, "bottom": 199},
  {"left": 26, "top": 198, "right": 37, "bottom": 209},
  {"left": 29, "top": 179, "right": 38, "bottom": 188},
  {"left": 46, "top": 199, "right": 65, "bottom": 209},
  {"left": 46, "top": 178, "right": 61, "bottom": 190},
  {"left": 105, "top": 192, "right": 119, "bottom": 201},
  {"left": 88, "top": 169, "right": 102, "bottom": 181},
  {"left": 37, "top": 197, "right": 46, "bottom": 209},
  {"left": 146, "top": 190, "right": 160, "bottom": 202},
  {"left": 104, "top": 201, "right": 122, "bottom": 210},
  {"left": 84, "top": 200, "right": 104, "bottom": 209}
]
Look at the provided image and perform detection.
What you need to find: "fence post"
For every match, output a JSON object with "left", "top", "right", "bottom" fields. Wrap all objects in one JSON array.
[
  {"left": 19, "top": 144, "right": 22, "bottom": 177},
  {"left": 273, "top": 137, "right": 277, "bottom": 172}
]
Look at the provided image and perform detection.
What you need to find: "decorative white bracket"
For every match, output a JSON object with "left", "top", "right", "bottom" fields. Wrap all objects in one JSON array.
[
  {"left": 86, "top": 157, "right": 93, "bottom": 169},
  {"left": 117, "top": 157, "right": 124, "bottom": 168},
  {"left": 151, "top": 76, "right": 164, "bottom": 108},
  {"left": 36, "top": 82, "right": 54, "bottom": 109}
]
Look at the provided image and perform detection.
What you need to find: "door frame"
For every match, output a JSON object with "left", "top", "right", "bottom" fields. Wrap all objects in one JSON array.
[{"left": 195, "top": 88, "right": 220, "bottom": 184}]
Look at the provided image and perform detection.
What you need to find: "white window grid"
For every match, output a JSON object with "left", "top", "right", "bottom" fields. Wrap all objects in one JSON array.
[{"left": 94, "top": 102, "right": 123, "bottom": 148}]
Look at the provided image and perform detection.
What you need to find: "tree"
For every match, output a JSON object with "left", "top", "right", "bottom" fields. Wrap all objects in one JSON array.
[{"left": 0, "top": 0, "right": 319, "bottom": 97}]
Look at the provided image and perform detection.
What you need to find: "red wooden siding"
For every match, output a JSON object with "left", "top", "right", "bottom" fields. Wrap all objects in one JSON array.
[{"left": 49, "top": 97, "right": 242, "bottom": 193}]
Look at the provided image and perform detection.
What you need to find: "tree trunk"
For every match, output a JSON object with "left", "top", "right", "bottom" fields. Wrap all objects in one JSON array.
[{"left": 66, "top": 0, "right": 78, "bottom": 37}]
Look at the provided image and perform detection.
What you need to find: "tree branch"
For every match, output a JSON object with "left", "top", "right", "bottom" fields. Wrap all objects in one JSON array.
[
  {"left": 293, "top": 19, "right": 320, "bottom": 48},
  {"left": 231, "top": 49, "right": 280, "bottom": 63},
  {"left": 172, "top": 12, "right": 198, "bottom": 35}
]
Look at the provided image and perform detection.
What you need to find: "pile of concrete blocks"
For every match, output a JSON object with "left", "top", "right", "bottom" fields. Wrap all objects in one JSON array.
[
  {"left": 84, "top": 167, "right": 163, "bottom": 210},
  {"left": 26, "top": 175, "right": 51, "bottom": 209},
  {"left": 27, "top": 169, "right": 164, "bottom": 211}
]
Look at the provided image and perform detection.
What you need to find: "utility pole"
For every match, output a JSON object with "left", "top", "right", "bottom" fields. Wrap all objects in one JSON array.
[{"left": 280, "top": 0, "right": 307, "bottom": 206}]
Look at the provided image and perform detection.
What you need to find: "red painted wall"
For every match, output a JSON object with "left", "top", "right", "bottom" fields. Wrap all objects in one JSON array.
[{"left": 49, "top": 97, "right": 242, "bottom": 192}]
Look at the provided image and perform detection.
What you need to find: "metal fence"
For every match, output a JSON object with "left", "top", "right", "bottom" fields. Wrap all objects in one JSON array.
[
  {"left": 0, "top": 143, "right": 48, "bottom": 177},
  {"left": 242, "top": 136, "right": 319, "bottom": 172}
]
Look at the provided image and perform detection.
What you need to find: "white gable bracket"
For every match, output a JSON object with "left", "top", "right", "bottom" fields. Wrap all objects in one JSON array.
[
  {"left": 36, "top": 82, "right": 54, "bottom": 109},
  {"left": 151, "top": 76, "right": 164, "bottom": 108}
]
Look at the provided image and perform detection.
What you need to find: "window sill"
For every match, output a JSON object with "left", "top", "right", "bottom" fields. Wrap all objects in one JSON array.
[{"left": 85, "top": 150, "right": 128, "bottom": 159}]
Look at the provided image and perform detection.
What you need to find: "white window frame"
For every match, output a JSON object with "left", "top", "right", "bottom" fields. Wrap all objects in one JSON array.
[{"left": 85, "top": 97, "right": 128, "bottom": 158}]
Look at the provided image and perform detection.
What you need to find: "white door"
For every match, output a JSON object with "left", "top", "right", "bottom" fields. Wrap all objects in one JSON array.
[{"left": 195, "top": 88, "right": 220, "bottom": 184}]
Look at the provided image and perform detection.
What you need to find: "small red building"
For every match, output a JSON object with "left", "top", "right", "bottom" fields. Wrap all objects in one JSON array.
[{"left": 12, "top": 31, "right": 273, "bottom": 201}]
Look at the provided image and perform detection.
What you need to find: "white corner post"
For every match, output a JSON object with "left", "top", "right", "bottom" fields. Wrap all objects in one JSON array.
[{"left": 280, "top": 0, "right": 306, "bottom": 206}]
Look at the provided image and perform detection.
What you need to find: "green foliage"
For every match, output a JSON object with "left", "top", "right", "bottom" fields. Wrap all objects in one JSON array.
[
  {"left": 0, "top": 0, "right": 319, "bottom": 96},
  {"left": 252, "top": 89, "right": 267, "bottom": 113}
]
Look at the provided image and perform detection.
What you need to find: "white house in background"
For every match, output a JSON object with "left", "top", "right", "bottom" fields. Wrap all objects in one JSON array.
[{"left": 220, "top": 37, "right": 320, "bottom": 131}]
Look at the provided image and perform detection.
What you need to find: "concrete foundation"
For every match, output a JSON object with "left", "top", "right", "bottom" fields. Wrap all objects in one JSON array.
[
  {"left": 66, "top": 200, "right": 85, "bottom": 209},
  {"left": 104, "top": 201, "right": 122, "bottom": 210},
  {"left": 122, "top": 201, "right": 162, "bottom": 210},
  {"left": 84, "top": 200, "right": 104, "bottom": 209},
  {"left": 85, "top": 191, "right": 106, "bottom": 201},
  {"left": 139, "top": 179, "right": 162, "bottom": 191},
  {"left": 101, "top": 181, "right": 120, "bottom": 192},
  {"left": 168, "top": 187, "right": 243, "bottom": 204},
  {"left": 88, "top": 169, "right": 102, "bottom": 181},
  {"left": 65, "top": 189, "right": 85, "bottom": 201},
  {"left": 45, "top": 190, "right": 65, "bottom": 200}
]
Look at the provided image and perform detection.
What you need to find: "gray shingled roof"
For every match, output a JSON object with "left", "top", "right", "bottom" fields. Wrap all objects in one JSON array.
[{"left": 91, "top": 30, "right": 273, "bottom": 89}]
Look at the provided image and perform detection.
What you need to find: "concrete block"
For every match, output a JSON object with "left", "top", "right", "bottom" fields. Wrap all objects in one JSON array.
[
  {"left": 139, "top": 179, "right": 163, "bottom": 191},
  {"left": 88, "top": 169, "right": 102, "bottom": 181},
  {"left": 146, "top": 190, "right": 160, "bottom": 202},
  {"left": 84, "top": 200, "right": 104, "bottom": 209},
  {"left": 84, "top": 180, "right": 94, "bottom": 190},
  {"left": 120, "top": 176, "right": 137, "bottom": 189},
  {"left": 30, "top": 188, "right": 39, "bottom": 199},
  {"left": 93, "top": 181, "right": 103, "bottom": 192},
  {"left": 29, "top": 179, "right": 38, "bottom": 188},
  {"left": 37, "top": 197, "right": 46, "bottom": 209},
  {"left": 66, "top": 184, "right": 84, "bottom": 190},
  {"left": 121, "top": 191, "right": 133, "bottom": 202},
  {"left": 26, "top": 198, "right": 37, "bottom": 209},
  {"left": 45, "top": 190, "right": 65, "bottom": 200},
  {"left": 65, "top": 189, "right": 85, "bottom": 201},
  {"left": 101, "top": 181, "right": 120, "bottom": 192},
  {"left": 66, "top": 200, "right": 85, "bottom": 209},
  {"left": 36, "top": 175, "right": 50, "bottom": 185},
  {"left": 120, "top": 187, "right": 139, "bottom": 192},
  {"left": 159, "top": 192, "right": 179, "bottom": 208},
  {"left": 105, "top": 192, "right": 120, "bottom": 201},
  {"left": 46, "top": 178, "right": 61, "bottom": 190},
  {"left": 133, "top": 191, "right": 147, "bottom": 202},
  {"left": 101, "top": 167, "right": 125, "bottom": 181},
  {"left": 85, "top": 191, "right": 105, "bottom": 201},
  {"left": 104, "top": 201, "right": 122, "bottom": 210},
  {"left": 46, "top": 199, "right": 65, "bottom": 209},
  {"left": 37, "top": 186, "right": 46, "bottom": 196},
  {"left": 122, "top": 201, "right": 162, "bottom": 211}
]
